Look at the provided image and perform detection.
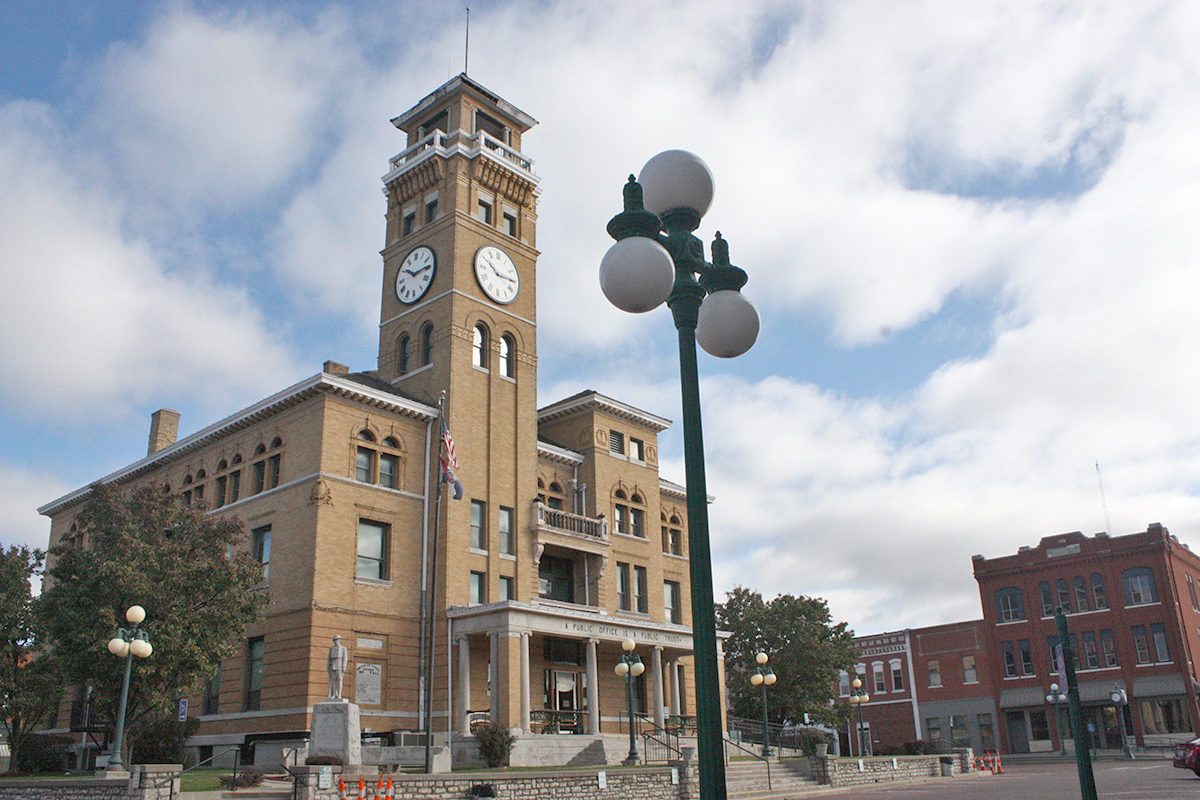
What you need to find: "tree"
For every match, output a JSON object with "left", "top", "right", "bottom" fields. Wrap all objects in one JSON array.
[
  {"left": 38, "top": 482, "right": 268, "bottom": 761},
  {"left": 0, "top": 544, "right": 60, "bottom": 773},
  {"left": 716, "top": 586, "right": 858, "bottom": 727}
]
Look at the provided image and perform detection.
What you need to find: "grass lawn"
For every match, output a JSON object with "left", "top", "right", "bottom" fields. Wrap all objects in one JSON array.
[{"left": 179, "top": 769, "right": 226, "bottom": 793}]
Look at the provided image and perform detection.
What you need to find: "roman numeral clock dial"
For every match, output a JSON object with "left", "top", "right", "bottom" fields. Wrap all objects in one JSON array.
[
  {"left": 474, "top": 246, "right": 520, "bottom": 304},
  {"left": 395, "top": 245, "right": 436, "bottom": 304}
]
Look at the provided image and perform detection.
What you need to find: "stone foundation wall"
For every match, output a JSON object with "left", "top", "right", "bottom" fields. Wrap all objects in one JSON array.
[
  {"left": 0, "top": 766, "right": 180, "bottom": 800},
  {"left": 809, "top": 750, "right": 975, "bottom": 788}
]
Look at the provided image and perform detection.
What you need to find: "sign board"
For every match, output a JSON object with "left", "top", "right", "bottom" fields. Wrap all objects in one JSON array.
[
  {"left": 177, "top": 698, "right": 188, "bottom": 722},
  {"left": 318, "top": 766, "right": 333, "bottom": 789}
]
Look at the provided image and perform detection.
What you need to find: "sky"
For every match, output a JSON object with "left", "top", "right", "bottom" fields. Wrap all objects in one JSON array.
[{"left": 3, "top": 0, "right": 1200, "bottom": 634}]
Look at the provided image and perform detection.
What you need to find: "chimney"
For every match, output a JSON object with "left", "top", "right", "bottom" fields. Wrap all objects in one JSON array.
[
  {"left": 148, "top": 409, "right": 181, "bottom": 455},
  {"left": 324, "top": 360, "right": 350, "bottom": 376}
]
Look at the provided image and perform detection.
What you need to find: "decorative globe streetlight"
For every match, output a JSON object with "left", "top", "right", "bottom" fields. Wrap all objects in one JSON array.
[
  {"left": 847, "top": 677, "right": 870, "bottom": 757},
  {"left": 750, "top": 652, "right": 777, "bottom": 757},
  {"left": 614, "top": 639, "right": 646, "bottom": 765},
  {"left": 1046, "top": 683, "right": 1068, "bottom": 758},
  {"left": 601, "top": 149, "right": 760, "bottom": 800},
  {"left": 106, "top": 605, "right": 153, "bottom": 771}
]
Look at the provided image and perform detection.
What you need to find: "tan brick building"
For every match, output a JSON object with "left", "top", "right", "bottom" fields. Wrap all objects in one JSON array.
[{"left": 39, "top": 74, "right": 707, "bottom": 767}]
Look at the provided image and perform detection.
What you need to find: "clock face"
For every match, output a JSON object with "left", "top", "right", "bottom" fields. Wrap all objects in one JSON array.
[
  {"left": 474, "top": 246, "right": 520, "bottom": 304},
  {"left": 396, "top": 246, "right": 436, "bottom": 304}
]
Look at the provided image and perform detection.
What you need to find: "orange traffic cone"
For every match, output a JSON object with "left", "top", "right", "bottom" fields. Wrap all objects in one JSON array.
[
  {"left": 993, "top": 752, "right": 1003, "bottom": 774},
  {"left": 385, "top": 776, "right": 394, "bottom": 800},
  {"left": 339, "top": 778, "right": 348, "bottom": 800},
  {"left": 358, "top": 776, "right": 366, "bottom": 798}
]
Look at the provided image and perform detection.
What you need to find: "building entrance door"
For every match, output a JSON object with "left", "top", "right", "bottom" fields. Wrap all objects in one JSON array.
[
  {"left": 1006, "top": 710, "right": 1030, "bottom": 753},
  {"left": 544, "top": 669, "right": 583, "bottom": 733}
]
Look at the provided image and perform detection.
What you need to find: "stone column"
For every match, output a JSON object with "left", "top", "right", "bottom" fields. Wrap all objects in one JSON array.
[
  {"left": 458, "top": 636, "right": 472, "bottom": 736},
  {"left": 670, "top": 658, "right": 682, "bottom": 716},
  {"left": 586, "top": 638, "right": 600, "bottom": 734},
  {"left": 489, "top": 632, "right": 500, "bottom": 722},
  {"left": 652, "top": 646, "right": 666, "bottom": 729},
  {"left": 520, "top": 632, "right": 531, "bottom": 732}
]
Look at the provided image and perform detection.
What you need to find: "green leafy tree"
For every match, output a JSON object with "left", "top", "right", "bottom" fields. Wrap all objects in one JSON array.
[
  {"left": 38, "top": 482, "right": 268, "bottom": 761},
  {"left": 0, "top": 544, "right": 60, "bottom": 773},
  {"left": 717, "top": 586, "right": 857, "bottom": 727}
]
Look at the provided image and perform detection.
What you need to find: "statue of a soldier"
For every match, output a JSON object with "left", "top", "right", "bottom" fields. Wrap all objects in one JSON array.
[{"left": 327, "top": 635, "right": 349, "bottom": 700}]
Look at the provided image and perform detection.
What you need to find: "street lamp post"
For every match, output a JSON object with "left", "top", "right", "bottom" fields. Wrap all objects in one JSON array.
[
  {"left": 848, "top": 677, "right": 870, "bottom": 757},
  {"left": 614, "top": 638, "right": 646, "bottom": 765},
  {"left": 1046, "top": 683, "right": 1068, "bottom": 758},
  {"left": 750, "top": 652, "right": 777, "bottom": 757},
  {"left": 105, "top": 605, "right": 153, "bottom": 771},
  {"left": 1110, "top": 687, "right": 1133, "bottom": 759},
  {"left": 601, "top": 150, "right": 760, "bottom": 800}
]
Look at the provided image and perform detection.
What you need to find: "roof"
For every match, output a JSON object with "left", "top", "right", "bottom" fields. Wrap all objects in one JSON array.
[
  {"left": 38, "top": 371, "right": 438, "bottom": 517},
  {"left": 390, "top": 73, "right": 538, "bottom": 134},
  {"left": 538, "top": 390, "right": 672, "bottom": 433}
]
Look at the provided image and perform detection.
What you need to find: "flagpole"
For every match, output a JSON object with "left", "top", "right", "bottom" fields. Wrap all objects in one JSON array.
[{"left": 425, "top": 394, "right": 447, "bottom": 772}]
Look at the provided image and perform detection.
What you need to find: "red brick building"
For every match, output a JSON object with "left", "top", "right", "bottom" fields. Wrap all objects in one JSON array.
[
  {"left": 973, "top": 524, "right": 1200, "bottom": 753},
  {"left": 842, "top": 523, "right": 1200, "bottom": 756}
]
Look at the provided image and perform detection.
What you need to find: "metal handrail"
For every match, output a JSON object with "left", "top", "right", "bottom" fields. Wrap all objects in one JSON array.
[{"left": 724, "top": 736, "right": 772, "bottom": 791}]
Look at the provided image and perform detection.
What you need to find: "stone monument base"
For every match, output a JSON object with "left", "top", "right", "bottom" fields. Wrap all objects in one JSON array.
[{"left": 311, "top": 699, "right": 362, "bottom": 765}]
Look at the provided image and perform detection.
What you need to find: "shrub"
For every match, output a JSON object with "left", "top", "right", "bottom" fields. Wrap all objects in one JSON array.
[
  {"left": 475, "top": 723, "right": 516, "bottom": 768},
  {"left": 131, "top": 715, "right": 200, "bottom": 764},
  {"left": 14, "top": 733, "right": 72, "bottom": 773},
  {"left": 219, "top": 769, "right": 265, "bottom": 789}
]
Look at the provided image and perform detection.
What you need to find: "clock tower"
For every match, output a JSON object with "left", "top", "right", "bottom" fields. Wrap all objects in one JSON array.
[{"left": 378, "top": 74, "right": 540, "bottom": 607}]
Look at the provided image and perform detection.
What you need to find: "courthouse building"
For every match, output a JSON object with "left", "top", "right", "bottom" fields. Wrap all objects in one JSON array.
[{"left": 38, "top": 74, "right": 711, "bottom": 766}]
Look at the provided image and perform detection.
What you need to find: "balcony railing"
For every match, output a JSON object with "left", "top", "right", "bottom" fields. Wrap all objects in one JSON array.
[
  {"left": 387, "top": 130, "right": 534, "bottom": 176},
  {"left": 532, "top": 501, "right": 608, "bottom": 542}
]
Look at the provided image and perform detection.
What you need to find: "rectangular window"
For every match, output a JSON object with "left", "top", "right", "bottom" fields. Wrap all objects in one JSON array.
[
  {"left": 1139, "top": 698, "right": 1193, "bottom": 734},
  {"left": 356, "top": 520, "right": 389, "bottom": 580},
  {"left": 1093, "top": 576, "right": 1109, "bottom": 609},
  {"left": 216, "top": 475, "right": 227, "bottom": 507},
  {"left": 251, "top": 525, "right": 271, "bottom": 581},
  {"left": 891, "top": 661, "right": 905, "bottom": 691},
  {"left": 609, "top": 430, "right": 624, "bottom": 455},
  {"left": 499, "top": 507, "right": 514, "bottom": 555},
  {"left": 928, "top": 660, "right": 942, "bottom": 687},
  {"left": 978, "top": 714, "right": 995, "bottom": 751},
  {"left": 614, "top": 504, "right": 628, "bottom": 535},
  {"left": 204, "top": 670, "right": 221, "bottom": 715},
  {"left": 1048, "top": 636, "right": 1061, "bottom": 674},
  {"left": 477, "top": 199, "right": 493, "bottom": 225},
  {"left": 1002, "top": 641, "right": 1017, "bottom": 677},
  {"left": 629, "top": 437, "right": 645, "bottom": 462},
  {"left": 379, "top": 453, "right": 398, "bottom": 489},
  {"left": 663, "top": 525, "right": 682, "bottom": 556},
  {"left": 1189, "top": 575, "right": 1200, "bottom": 612},
  {"left": 873, "top": 663, "right": 886, "bottom": 694},
  {"left": 470, "top": 572, "right": 486, "bottom": 605},
  {"left": 251, "top": 460, "right": 265, "bottom": 494},
  {"left": 634, "top": 565, "right": 648, "bottom": 613},
  {"left": 267, "top": 454, "right": 280, "bottom": 489},
  {"left": 664, "top": 580, "right": 681, "bottom": 624},
  {"left": 425, "top": 199, "right": 438, "bottom": 223},
  {"left": 228, "top": 470, "right": 241, "bottom": 503},
  {"left": 499, "top": 575, "right": 514, "bottom": 602},
  {"left": 951, "top": 715, "right": 970, "bottom": 748},
  {"left": 245, "top": 637, "right": 264, "bottom": 711},
  {"left": 926, "top": 717, "right": 941, "bottom": 743},
  {"left": 195, "top": 484, "right": 205, "bottom": 503},
  {"left": 1018, "top": 639, "right": 1034, "bottom": 675},
  {"left": 1132, "top": 625, "right": 1151, "bottom": 664},
  {"left": 403, "top": 211, "right": 416, "bottom": 235},
  {"left": 471, "top": 500, "right": 487, "bottom": 550},
  {"left": 629, "top": 507, "right": 645, "bottom": 539},
  {"left": 617, "top": 562, "right": 631, "bottom": 611},
  {"left": 503, "top": 211, "right": 517, "bottom": 237},
  {"left": 1151, "top": 622, "right": 1170, "bottom": 662},
  {"left": 355, "top": 447, "right": 374, "bottom": 483},
  {"left": 1029, "top": 709, "right": 1050, "bottom": 741},
  {"left": 1082, "top": 631, "right": 1099, "bottom": 669},
  {"left": 962, "top": 655, "right": 977, "bottom": 683},
  {"left": 1100, "top": 629, "right": 1118, "bottom": 667},
  {"left": 838, "top": 672, "right": 851, "bottom": 697}
]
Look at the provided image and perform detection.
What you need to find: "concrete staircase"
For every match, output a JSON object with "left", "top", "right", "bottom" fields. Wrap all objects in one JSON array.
[{"left": 726, "top": 758, "right": 823, "bottom": 799}]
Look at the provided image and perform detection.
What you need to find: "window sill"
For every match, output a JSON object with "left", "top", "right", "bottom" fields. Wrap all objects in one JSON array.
[
  {"left": 355, "top": 577, "right": 394, "bottom": 588},
  {"left": 1125, "top": 601, "right": 1162, "bottom": 609},
  {"left": 470, "top": 547, "right": 488, "bottom": 556},
  {"left": 500, "top": 553, "right": 516, "bottom": 561}
]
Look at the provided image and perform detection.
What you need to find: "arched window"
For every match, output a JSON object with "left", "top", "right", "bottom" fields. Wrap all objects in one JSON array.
[
  {"left": 421, "top": 323, "right": 434, "bottom": 365},
  {"left": 1121, "top": 567, "right": 1159, "bottom": 606},
  {"left": 1039, "top": 582, "right": 1054, "bottom": 616},
  {"left": 472, "top": 324, "right": 489, "bottom": 368},
  {"left": 994, "top": 587, "right": 1026, "bottom": 622},
  {"left": 397, "top": 334, "right": 410, "bottom": 375},
  {"left": 270, "top": 437, "right": 282, "bottom": 449},
  {"left": 1073, "top": 576, "right": 1089, "bottom": 612},
  {"left": 499, "top": 334, "right": 515, "bottom": 377},
  {"left": 358, "top": 429, "right": 376, "bottom": 442},
  {"left": 1091, "top": 573, "right": 1108, "bottom": 609},
  {"left": 662, "top": 513, "right": 683, "bottom": 556},
  {"left": 613, "top": 488, "right": 646, "bottom": 538}
]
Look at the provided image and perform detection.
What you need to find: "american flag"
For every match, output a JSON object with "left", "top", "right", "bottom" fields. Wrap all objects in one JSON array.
[{"left": 440, "top": 416, "right": 463, "bottom": 500}]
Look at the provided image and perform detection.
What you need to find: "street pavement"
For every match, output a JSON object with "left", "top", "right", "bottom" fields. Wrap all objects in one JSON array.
[{"left": 809, "top": 759, "right": 1199, "bottom": 799}]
